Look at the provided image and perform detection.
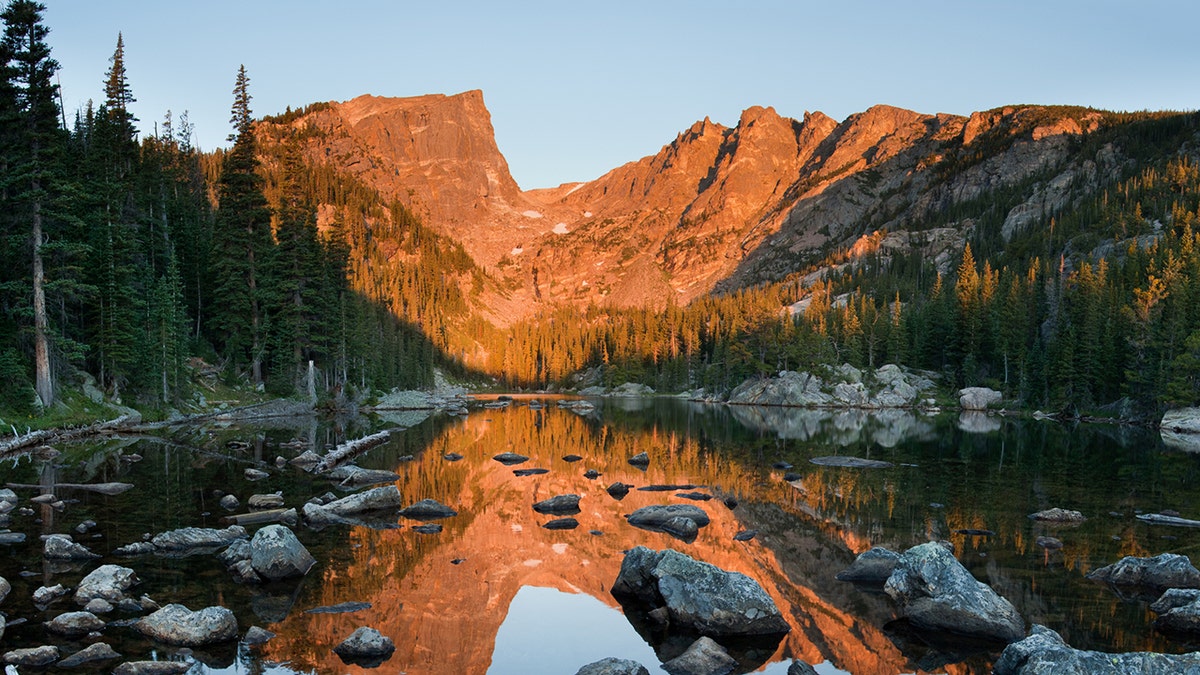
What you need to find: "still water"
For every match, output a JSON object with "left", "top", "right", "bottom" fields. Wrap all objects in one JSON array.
[{"left": 2, "top": 398, "right": 1200, "bottom": 674}]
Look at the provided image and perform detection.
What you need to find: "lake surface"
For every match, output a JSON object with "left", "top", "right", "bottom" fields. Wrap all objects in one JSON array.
[{"left": 2, "top": 398, "right": 1200, "bottom": 674}]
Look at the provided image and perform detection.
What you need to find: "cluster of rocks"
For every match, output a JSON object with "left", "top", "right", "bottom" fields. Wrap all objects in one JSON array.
[
  {"left": 578, "top": 383, "right": 656, "bottom": 398},
  {"left": 727, "top": 364, "right": 938, "bottom": 410}
]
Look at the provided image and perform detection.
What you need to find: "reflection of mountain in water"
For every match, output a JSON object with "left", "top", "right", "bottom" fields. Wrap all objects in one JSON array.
[
  {"left": 728, "top": 406, "right": 936, "bottom": 447},
  {"left": 260, "top": 404, "right": 958, "bottom": 675}
]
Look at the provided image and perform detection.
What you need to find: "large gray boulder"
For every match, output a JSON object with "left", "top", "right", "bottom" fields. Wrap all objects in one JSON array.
[
  {"left": 575, "top": 657, "right": 650, "bottom": 675},
  {"left": 1086, "top": 553, "right": 1200, "bottom": 592},
  {"left": 249, "top": 525, "right": 316, "bottom": 581},
  {"left": 75, "top": 564, "right": 138, "bottom": 605},
  {"left": 836, "top": 547, "right": 900, "bottom": 585},
  {"left": 994, "top": 624, "right": 1200, "bottom": 674},
  {"left": 958, "top": 387, "right": 1002, "bottom": 410},
  {"left": 133, "top": 604, "right": 238, "bottom": 646},
  {"left": 884, "top": 542, "right": 1024, "bottom": 643},
  {"left": 611, "top": 547, "right": 790, "bottom": 638},
  {"left": 151, "top": 525, "right": 248, "bottom": 553},
  {"left": 728, "top": 371, "right": 831, "bottom": 407},
  {"left": 1162, "top": 407, "right": 1200, "bottom": 452},
  {"left": 333, "top": 626, "right": 395, "bottom": 666}
]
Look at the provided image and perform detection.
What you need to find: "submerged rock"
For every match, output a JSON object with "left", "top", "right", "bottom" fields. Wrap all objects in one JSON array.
[
  {"left": 611, "top": 546, "right": 790, "bottom": 638},
  {"left": 1086, "top": 553, "right": 1200, "bottom": 592},
  {"left": 3, "top": 645, "right": 60, "bottom": 666},
  {"left": 57, "top": 642, "right": 120, "bottom": 667},
  {"left": 1028, "top": 508, "right": 1086, "bottom": 523},
  {"left": 662, "top": 636, "right": 736, "bottom": 675},
  {"left": 411, "top": 524, "right": 443, "bottom": 534},
  {"left": 134, "top": 604, "right": 239, "bottom": 646},
  {"left": 244, "top": 626, "right": 276, "bottom": 645},
  {"left": 625, "top": 505, "right": 710, "bottom": 541},
  {"left": 112, "top": 661, "right": 192, "bottom": 675},
  {"left": 492, "top": 452, "right": 529, "bottom": 465},
  {"left": 884, "top": 542, "right": 1024, "bottom": 643},
  {"left": 809, "top": 456, "right": 892, "bottom": 468},
  {"left": 836, "top": 547, "right": 901, "bottom": 585},
  {"left": 994, "top": 624, "right": 1200, "bottom": 674},
  {"left": 575, "top": 657, "right": 650, "bottom": 675}
]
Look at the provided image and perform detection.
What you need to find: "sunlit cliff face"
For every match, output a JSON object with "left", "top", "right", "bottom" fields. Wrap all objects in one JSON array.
[{"left": 259, "top": 403, "right": 971, "bottom": 675}]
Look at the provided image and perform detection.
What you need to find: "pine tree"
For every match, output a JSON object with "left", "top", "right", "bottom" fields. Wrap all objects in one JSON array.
[
  {"left": 208, "top": 65, "right": 274, "bottom": 384},
  {"left": 2, "top": 0, "right": 65, "bottom": 407}
]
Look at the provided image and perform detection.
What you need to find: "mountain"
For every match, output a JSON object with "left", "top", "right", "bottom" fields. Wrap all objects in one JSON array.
[{"left": 257, "top": 92, "right": 1157, "bottom": 316}]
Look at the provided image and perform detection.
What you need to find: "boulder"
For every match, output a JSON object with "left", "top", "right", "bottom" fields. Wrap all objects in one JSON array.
[
  {"left": 836, "top": 547, "right": 901, "bottom": 584},
  {"left": 787, "top": 661, "right": 819, "bottom": 675},
  {"left": 492, "top": 452, "right": 529, "bottom": 465},
  {"left": 628, "top": 452, "right": 650, "bottom": 467},
  {"left": 832, "top": 382, "right": 868, "bottom": 406},
  {"left": 884, "top": 542, "right": 1024, "bottom": 643},
  {"left": 611, "top": 382, "right": 655, "bottom": 397},
  {"left": 397, "top": 498, "right": 458, "bottom": 520},
  {"left": 1028, "top": 508, "right": 1086, "bottom": 523},
  {"left": 247, "top": 493, "right": 285, "bottom": 509},
  {"left": 3, "top": 646, "right": 60, "bottom": 666},
  {"left": 219, "top": 494, "right": 240, "bottom": 510},
  {"left": 1086, "top": 553, "right": 1200, "bottom": 592},
  {"left": 1162, "top": 407, "right": 1200, "bottom": 451},
  {"left": 244, "top": 626, "right": 276, "bottom": 645},
  {"left": 611, "top": 547, "right": 790, "bottom": 638},
  {"left": 333, "top": 626, "right": 395, "bottom": 666},
  {"left": 662, "top": 636, "right": 736, "bottom": 675},
  {"left": 1150, "top": 588, "right": 1200, "bottom": 635},
  {"left": 44, "top": 534, "right": 100, "bottom": 560},
  {"left": 249, "top": 524, "right": 316, "bottom": 581},
  {"left": 57, "top": 642, "right": 121, "bottom": 667},
  {"left": 958, "top": 387, "right": 1002, "bottom": 410},
  {"left": 0, "top": 575, "right": 9, "bottom": 603},
  {"left": 607, "top": 482, "right": 632, "bottom": 499},
  {"left": 134, "top": 604, "right": 238, "bottom": 646},
  {"left": 994, "top": 624, "right": 1200, "bottom": 674},
  {"left": 151, "top": 525, "right": 248, "bottom": 552},
  {"left": 575, "top": 657, "right": 650, "bottom": 675},
  {"left": 32, "top": 583, "right": 68, "bottom": 605},
  {"left": 75, "top": 564, "right": 139, "bottom": 605},
  {"left": 44, "top": 610, "right": 106, "bottom": 637},
  {"left": 533, "top": 494, "right": 582, "bottom": 515},
  {"left": 728, "top": 371, "right": 832, "bottom": 407}
]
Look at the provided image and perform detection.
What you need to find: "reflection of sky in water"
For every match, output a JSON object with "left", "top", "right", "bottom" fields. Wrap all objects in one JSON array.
[{"left": 487, "top": 586, "right": 848, "bottom": 675}]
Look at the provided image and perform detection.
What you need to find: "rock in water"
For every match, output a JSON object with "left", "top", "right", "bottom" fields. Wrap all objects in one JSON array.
[
  {"left": 3, "top": 646, "right": 60, "bottom": 666},
  {"left": 492, "top": 452, "right": 529, "bottom": 465},
  {"left": 303, "top": 485, "right": 402, "bottom": 522},
  {"left": 628, "top": 452, "right": 650, "bottom": 468},
  {"left": 57, "top": 642, "right": 121, "bottom": 667},
  {"left": 134, "top": 604, "right": 239, "bottom": 646},
  {"left": 662, "top": 636, "right": 736, "bottom": 675},
  {"left": 44, "top": 610, "right": 106, "bottom": 637},
  {"left": 151, "top": 525, "right": 248, "bottom": 552},
  {"left": 397, "top": 499, "right": 458, "bottom": 520},
  {"left": 994, "top": 624, "right": 1200, "bottom": 674},
  {"left": 533, "top": 494, "right": 582, "bottom": 515},
  {"left": 625, "top": 505, "right": 710, "bottom": 541},
  {"left": 43, "top": 534, "right": 100, "bottom": 560},
  {"left": 543, "top": 518, "right": 579, "bottom": 530},
  {"left": 74, "top": 564, "right": 139, "bottom": 606},
  {"left": 611, "top": 546, "right": 790, "bottom": 638},
  {"left": 1028, "top": 508, "right": 1086, "bottom": 523},
  {"left": 884, "top": 542, "right": 1024, "bottom": 643},
  {"left": 249, "top": 525, "right": 316, "bottom": 581},
  {"left": 1086, "top": 553, "right": 1200, "bottom": 592},
  {"left": 244, "top": 626, "right": 276, "bottom": 645},
  {"left": 575, "top": 657, "right": 650, "bottom": 675},
  {"left": 112, "top": 662, "right": 192, "bottom": 675},
  {"left": 1150, "top": 588, "right": 1200, "bottom": 635},
  {"left": 836, "top": 547, "right": 901, "bottom": 585},
  {"left": 958, "top": 386, "right": 1002, "bottom": 410},
  {"left": 333, "top": 626, "right": 395, "bottom": 667}
]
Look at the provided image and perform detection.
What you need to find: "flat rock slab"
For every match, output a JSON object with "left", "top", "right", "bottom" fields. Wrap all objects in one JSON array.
[
  {"left": 112, "top": 661, "right": 192, "bottom": 675},
  {"left": 58, "top": 642, "right": 121, "bottom": 667},
  {"left": 306, "top": 601, "right": 372, "bottom": 614},
  {"left": 1028, "top": 508, "right": 1086, "bottom": 523},
  {"left": 543, "top": 518, "right": 579, "bottom": 530},
  {"left": 4, "top": 646, "right": 60, "bottom": 666},
  {"left": 533, "top": 494, "right": 582, "bottom": 515},
  {"left": 397, "top": 499, "right": 458, "bottom": 520},
  {"left": 514, "top": 468, "right": 550, "bottom": 477},
  {"left": 1136, "top": 513, "right": 1200, "bottom": 527},
  {"left": 1086, "top": 553, "right": 1200, "bottom": 591},
  {"left": 809, "top": 456, "right": 893, "bottom": 468},
  {"left": 151, "top": 525, "right": 248, "bottom": 552},
  {"left": 492, "top": 452, "right": 529, "bottom": 465},
  {"left": 994, "top": 624, "right": 1200, "bottom": 674}
]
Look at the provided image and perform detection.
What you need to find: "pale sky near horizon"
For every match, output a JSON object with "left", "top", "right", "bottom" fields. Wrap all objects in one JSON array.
[{"left": 45, "top": 0, "right": 1200, "bottom": 190}]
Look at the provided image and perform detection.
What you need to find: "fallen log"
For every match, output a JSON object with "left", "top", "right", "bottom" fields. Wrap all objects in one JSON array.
[
  {"left": 312, "top": 430, "right": 396, "bottom": 474},
  {"left": 6, "top": 482, "right": 134, "bottom": 496},
  {"left": 0, "top": 415, "right": 139, "bottom": 456},
  {"left": 1136, "top": 513, "right": 1200, "bottom": 528}
]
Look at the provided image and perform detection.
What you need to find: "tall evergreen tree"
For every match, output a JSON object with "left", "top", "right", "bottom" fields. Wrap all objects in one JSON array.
[
  {"left": 208, "top": 65, "right": 274, "bottom": 384},
  {"left": 2, "top": 0, "right": 65, "bottom": 407}
]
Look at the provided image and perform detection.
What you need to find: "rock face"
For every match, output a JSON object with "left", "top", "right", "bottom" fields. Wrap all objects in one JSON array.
[
  {"left": 134, "top": 604, "right": 239, "bottom": 646},
  {"left": 248, "top": 525, "right": 316, "bottom": 581},
  {"left": 1086, "top": 553, "right": 1200, "bottom": 592},
  {"left": 611, "top": 547, "right": 790, "bottom": 638},
  {"left": 958, "top": 387, "right": 1002, "bottom": 410},
  {"left": 836, "top": 547, "right": 901, "bottom": 585},
  {"left": 994, "top": 624, "right": 1200, "bottom": 674},
  {"left": 884, "top": 542, "right": 1024, "bottom": 643}
]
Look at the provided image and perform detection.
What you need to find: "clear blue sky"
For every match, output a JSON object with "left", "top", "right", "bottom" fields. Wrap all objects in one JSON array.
[{"left": 47, "top": 0, "right": 1200, "bottom": 190}]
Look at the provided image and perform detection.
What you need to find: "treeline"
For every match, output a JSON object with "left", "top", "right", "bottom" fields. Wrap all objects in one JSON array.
[
  {"left": 482, "top": 131, "right": 1200, "bottom": 417},
  {"left": 0, "top": 3, "right": 435, "bottom": 414}
]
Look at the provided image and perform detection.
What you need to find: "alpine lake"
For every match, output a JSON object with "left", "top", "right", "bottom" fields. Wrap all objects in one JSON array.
[{"left": 2, "top": 396, "right": 1200, "bottom": 675}]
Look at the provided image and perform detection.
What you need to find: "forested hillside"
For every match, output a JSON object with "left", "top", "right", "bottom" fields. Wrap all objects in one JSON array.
[{"left": 2, "top": 1, "right": 1199, "bottom": 422}]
